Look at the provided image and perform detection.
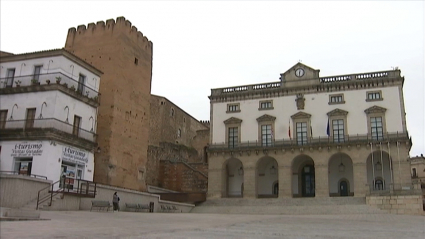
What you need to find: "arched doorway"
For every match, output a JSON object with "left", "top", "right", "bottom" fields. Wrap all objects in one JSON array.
[
  {"left": 292, "top": 155, "right": 315, "bottom": 197},
  {"left": 328, "top": 153, "right": 354, "bottom": 197},
  {"left": 256, "top": 156, "right": 278, "bottom": 198},
  {"left": 338, "top": 179, "right": 350, "bottom": 196},
  {"left": 366, "top": 150, "right": 392, "bottom": 191},
  {"left": 222, "top": 158, "right": 244, "bottom": 198}
]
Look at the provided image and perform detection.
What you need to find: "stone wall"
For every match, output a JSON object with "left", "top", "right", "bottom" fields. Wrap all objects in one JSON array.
[
  {"left": 159, "top": 160, "right": 208, "bottom": 192},
  {"left": 149, "top": 95, "right": 209, "bottom": 149},
  {"left": 367, "top": 194, "right": 423, "bottom": 215},
  {"left": 147, "top": 95, "right": 209, "bottom": 192},
  {"left": 65, "top": 17, "right": 153, "bottom": 191},
  {"left": 0, "top": 174, "right": 52, "bottom": 208},
  {"left": 146, "top": 142, "right": 208, "bottom": 192}
]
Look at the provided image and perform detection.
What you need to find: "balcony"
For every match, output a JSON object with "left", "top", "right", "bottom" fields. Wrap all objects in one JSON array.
[
  {"left": 0, "top": 118, "right": 97, "bottom": 150},
  {"left": 208, "top": 132, "right": 410, "bottom": 152},
  {"left": 0, "top": 72, "right": 99, "bottom": 106},
  {"left": 210, "top": 70, "right": 401, "bottom": 98}
]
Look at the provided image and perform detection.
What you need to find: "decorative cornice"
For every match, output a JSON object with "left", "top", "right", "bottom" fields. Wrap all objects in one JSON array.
[
  {"left": 209, "top": 70, "right": 403, "bottom": 103},
  {"left": 364, "top": 105, "right": 387, "bottom": 114},
  {"left": 327, "top": 108, "right": 349, "bottom": 116},
  {"left": 224, "top": 117, "right": 242, "bottom": 125},
  {"left": 256, "top": 114, "right": 276, "bottom": 122},
  {"left": 291, "top": 111, "right": 311, "bottom": 119}
]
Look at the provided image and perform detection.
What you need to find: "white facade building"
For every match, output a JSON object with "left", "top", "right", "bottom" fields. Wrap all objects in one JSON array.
[
  {"left": 207, "top": 63, "right": 413, "bottom": 199},
  {"left": 0, "top": 49, "right": 102, "bottom": 190}
]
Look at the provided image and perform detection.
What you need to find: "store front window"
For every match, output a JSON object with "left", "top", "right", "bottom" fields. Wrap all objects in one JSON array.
[
  {"left": 14, "top": 158, "right": 33, "bottom": 175},
  {"left": 61, "top": 162, "right": 84, "bottom": 190}
]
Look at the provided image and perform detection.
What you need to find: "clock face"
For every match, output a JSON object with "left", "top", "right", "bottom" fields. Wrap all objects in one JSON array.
[{"left": 295, "top": 68, "right": 305, "bottom": 77}]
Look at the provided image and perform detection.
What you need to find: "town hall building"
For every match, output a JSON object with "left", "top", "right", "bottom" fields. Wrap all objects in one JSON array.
[{"left": 207, "top": 63, "right": 414, "bottom": 200}]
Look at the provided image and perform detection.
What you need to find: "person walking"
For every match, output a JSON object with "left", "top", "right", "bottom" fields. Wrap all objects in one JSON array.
[{"left": 112, "top": 192, "right": 120, "bottom": 211}]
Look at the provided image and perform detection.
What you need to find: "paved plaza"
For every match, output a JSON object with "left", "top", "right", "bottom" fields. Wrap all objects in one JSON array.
[{"left": 1, "top": 211, "right": 424, "bottom": 239}]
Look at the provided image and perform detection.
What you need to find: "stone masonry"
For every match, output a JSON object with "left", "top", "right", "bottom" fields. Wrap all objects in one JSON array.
[
  {"left": 147, "top": 95, "right": 209, "bottom": 192},
  {"left": 65, "top": 17, "right": 153, "bottom": 191}
]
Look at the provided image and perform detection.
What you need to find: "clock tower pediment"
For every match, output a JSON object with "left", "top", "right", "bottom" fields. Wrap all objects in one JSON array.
[{"left": 280, "top": 62, "right": 320, "bottom": 88}]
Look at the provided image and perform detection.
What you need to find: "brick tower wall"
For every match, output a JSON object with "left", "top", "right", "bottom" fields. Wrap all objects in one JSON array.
[{"left": 65, "top": 17, "right": 153, "bottom": 191}]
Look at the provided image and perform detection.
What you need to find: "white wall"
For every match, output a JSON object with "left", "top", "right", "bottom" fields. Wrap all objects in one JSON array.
[
  {"left": 0, "top": 91, "right": 97, "bottom": 133},
  {"left": 0, "top": 55, "right": 100, "bottom": 91},
  {"left": 212, "top": 86, "right": 403, "bottom": 144},
  {"left": 0, "top": 140, "right": 94, "bottom": 183}
]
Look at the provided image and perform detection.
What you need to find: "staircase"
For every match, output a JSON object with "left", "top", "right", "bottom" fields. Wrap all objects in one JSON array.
[
  {"left": 190, "top": 197, "right": 387, "bottom": 215},
  {"left": 20, "top": 193, "right": 63, "bottom": 211}
]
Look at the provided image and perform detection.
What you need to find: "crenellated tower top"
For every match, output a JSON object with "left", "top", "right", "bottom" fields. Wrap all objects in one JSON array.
[{"left": 65, "top": 16, "right": 152, "bottom": 54}]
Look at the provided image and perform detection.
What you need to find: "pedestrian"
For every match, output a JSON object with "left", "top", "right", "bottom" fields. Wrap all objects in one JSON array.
[{"left": 112, "top": 192, "right": 120, "bottom": 211}]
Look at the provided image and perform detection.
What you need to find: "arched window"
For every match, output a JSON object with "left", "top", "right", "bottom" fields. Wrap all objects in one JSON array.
[{"left": 412, "top": 168, "right": 417, "bottom": 178}]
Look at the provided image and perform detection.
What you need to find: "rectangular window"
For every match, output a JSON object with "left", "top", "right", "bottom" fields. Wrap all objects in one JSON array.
[
  {"left": 227, "top": 103, "right": 240, "bottom": 112},
  {"left": 259, "top": 100, "right": 273, "bottom": 110},
  {"left": 6, "top": 68, "right": 15, "bottom": 87},
  {"left": 261, "top": 124, "right": 272, "bottom": 146},
  {"left": 228, "top": 127, "right": 238, "bottom": 148},
  {"left": 329, "top": 94, "right": 344, "bottom": 104},
  {"left": 78, "top": 74, "right": 85, "bottom": 94},
  {"left": 366, "top": 91, "right": 382, "bottom": 101},
  {"left": 73, "top": 115, "right": 81, "bottom": 136},
  {"left": 370, "top": 117, "right": 383, "bottom": 140},
  {"left": 296, "top": 122, "right": 308, "bottom": 145},
  {"left": 25, "top": 108, "right": 36, "bottom": 129},
  {"left": 0, "top": 110, "right": 8, "bottom": 129},
  {"left": 14, "top": 158, "right": 33, "bottom": 175},
  {"left": 33, "top": 65, "right": 42, "bottom": 81},
  {"left": 332, "top": 119, "right": 345, "bottom": 143}
]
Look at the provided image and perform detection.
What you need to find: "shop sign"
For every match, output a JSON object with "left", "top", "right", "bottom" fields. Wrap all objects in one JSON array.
[
  {"left": 62, "top": 146, "right": 88, "bottom": 164},
  {"left": 11, "top": 142, "right": 43, "bottom": 157}
]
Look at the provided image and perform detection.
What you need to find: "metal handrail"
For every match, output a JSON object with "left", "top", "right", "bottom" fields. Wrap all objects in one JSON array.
[
  {"left": 0, "top": 72, "right": 99, "bottom": 99},
  {"left": 36, "top": 178, "right": 97, "bottom": 210},
  {"left": 0, "top": 171, "right": 48, "bottom": 180},
  {"left": 0, "top": 118, "right": 97, "bottom": 142},
  {"left": 36, "top": 180, "right": 61, "bottom": 210},
  {"left": 209, "top": 132, "right": 409, "bottom": 150}
]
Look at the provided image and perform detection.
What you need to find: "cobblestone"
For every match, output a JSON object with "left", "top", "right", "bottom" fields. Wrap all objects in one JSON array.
[{"left": 0, "top": 211, "right": 424, "bottom": 239}]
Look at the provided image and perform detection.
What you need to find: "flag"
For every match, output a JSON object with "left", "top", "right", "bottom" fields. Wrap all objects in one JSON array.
[
  {"left": 326, "top": 119, "right": 330, "bottom": 137},
  {"left": 288, "top": 120, "right": 291, "bottom": 139}
]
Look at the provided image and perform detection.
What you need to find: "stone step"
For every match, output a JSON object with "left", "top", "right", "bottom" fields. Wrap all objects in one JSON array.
[
  {"left": 198, "top": 197, "right": 367, "bottom": 207},
  {"left": 20, "top": 193, "right": 63, "bottom": 211},
  {"left": 190, "top": 204, "right": 387, "bottom": 215},
  {"left": 0, "top": 207, "right": 40, "bottom": 219}
]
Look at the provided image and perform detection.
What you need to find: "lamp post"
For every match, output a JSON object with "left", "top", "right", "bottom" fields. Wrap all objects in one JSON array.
[
  {"left": 270, "top": 165, "right": 276, "bottom": 175},
  {"left": 89, "top": 116, "right": 94, "bottom": 132},
  {"left": 64, "top": 106, "right": 69, "bottom": 123},
  {"left": 338, "top": 156, "right": 345, "bottom": 172},
  {"left": 9, "top": 104, "right": 18, "bottom": 120},
  {"left": 238, "top": 166, "right": 244, "bottom": 176},
  {"left": 39, "top": 102, "right": 47, "bottom": 119}
]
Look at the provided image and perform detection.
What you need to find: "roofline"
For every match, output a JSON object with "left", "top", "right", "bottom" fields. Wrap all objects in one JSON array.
[
  {"left": 0, "top": 48, "right": 103, "bottom": 76},
  {"left": 151, "top": 94, "right": 209, "bottom": 129}
]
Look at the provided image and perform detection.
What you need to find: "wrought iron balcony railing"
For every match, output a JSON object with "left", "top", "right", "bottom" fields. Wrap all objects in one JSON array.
[
  {"left": 209, "top": 132, "right": 409, "bottom": 150},
  {"left": 0, "top": 118, "right": 96, "bottom": 142},
  {"left": 0, "top": 72, "right": 99, "bottom": 101}
]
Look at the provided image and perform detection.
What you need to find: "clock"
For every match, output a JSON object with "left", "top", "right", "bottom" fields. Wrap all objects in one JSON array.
[{"left": 295, "top": 68, "right": 305, "bottom": 77}]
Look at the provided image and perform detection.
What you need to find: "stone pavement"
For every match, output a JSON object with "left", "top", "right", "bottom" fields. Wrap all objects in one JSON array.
[{"left": 0, "top": 211, "right": 424, "bottom": 239}]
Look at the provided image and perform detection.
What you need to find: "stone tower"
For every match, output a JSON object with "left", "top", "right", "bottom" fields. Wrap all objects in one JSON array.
[{"left": 65, "top": 17, "right": 153, "bottom": 191}]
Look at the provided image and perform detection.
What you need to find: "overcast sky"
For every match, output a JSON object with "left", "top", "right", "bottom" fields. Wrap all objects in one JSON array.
[{"left": 1, "top": 1, "right": 424, "bottom": 156}]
